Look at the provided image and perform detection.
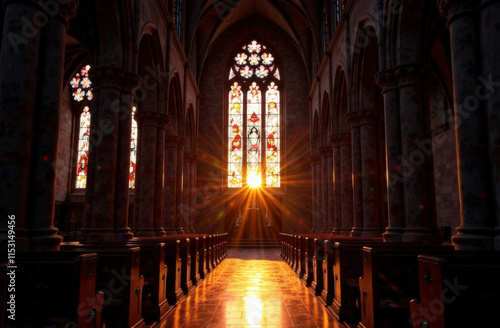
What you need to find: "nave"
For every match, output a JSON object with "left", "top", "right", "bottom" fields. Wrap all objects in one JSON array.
[{"left": 158, "top": 249, "right": 340, "bottom": 328}]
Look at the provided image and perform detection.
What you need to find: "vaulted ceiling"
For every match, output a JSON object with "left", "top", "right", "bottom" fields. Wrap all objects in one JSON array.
[{"left": 187, "top": 0, "right": 322, "bottom": 80}]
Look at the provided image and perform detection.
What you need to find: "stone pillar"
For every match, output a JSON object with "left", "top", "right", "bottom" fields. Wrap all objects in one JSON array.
[
  {"left": 164, "top": 134, "right": 179, "bottom": 234},
  {"left": 29, "top": 0, "right": 78, "bottom": 249},
  {"left": 154, "top": 114, "right": 171, "bottom": 236},
  {"left": 346, "top": 113, "right": 363, "bottom": 236},
  {"left": 479, "top": 0, "right": 500, "bottom": 250},
  {"left": 135, "top": 111, "right": 159, "bottom": 237},
  {"left": 188, "top": 156, "right": 197, "bottom": 233},
  {"left": 319, "top": 146, "right": 332, "bottom": 233},
  {"left": 113, "top": 73, "right": 141, "bottom": 241},
  {"left": 310, "top": 155, "right": 318, "bottom": 232},
  {"left": 327, "top": 148, "right": 335, "bottom": 233},
  {"left": 359, "top": 110, "right": 383, "bottom": 237},
  {"left": 375, "top": 69, "right": 405, "bottom": 242},
  {"left": 183, "top": 152, "right": 191, "bottom": 232},
  {"left": 85, "top": 67, "right": 126, "bottom": 243},
  {"left": 438, "top": 0, "right": 492, "bottom": 249},
  {"left": 332, "top": 133, "right": 354, "bottom": 235},
  {"left": 176, "top": 137, "right": 188, "bottom": 234},
  {"left": 315, "top": 153, "right": 324, "bottom": 232},
  {"left": 331, "top": 141, "right": 342, "bottom": 233},
  {"left": 395, "top": 64, "right": 441, "bottom": 243},
  {"left": 0, "top": 0, "right": 44, "bottom": 250}
]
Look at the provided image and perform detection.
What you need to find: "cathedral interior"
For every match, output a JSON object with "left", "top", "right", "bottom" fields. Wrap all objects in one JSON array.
[{"left": 1, "top": 0, "right": 500, "bottom": 327}]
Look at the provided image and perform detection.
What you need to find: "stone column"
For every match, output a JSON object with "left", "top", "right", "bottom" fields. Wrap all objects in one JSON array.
[
  {"left": 346, "top": 113, "right": 363, "bottom": 236},
  {"left": 176, "top": 137, "right": 188, "bottom": 234},
  {"left": 332, "top": 133, "right": 354, "bottom": 235},
  {"left": 359, "top": 110, "right": 383, "bottom": 237},
  {"left": 114, "top": 73, "right": 141, "bottom": 241},
  {"left": 438, "top": 0, "right": 492, "bottom": 249},
  {"left": 310, "top": 155, "right": 318, "bottom": 232},
  {"left": 0, "top": 0, "right": 44, "bottom": 250},
  {"left": 395, "top": 64, "right": 441, "bottom": 243},
  {"left": 319, "top": 146, "right": 332, "bottom": 233},
  {"left": 330, "top": 140, "right": 342, "bottom": 234},
  {"left": 135, "top": 111, "right": 159, "bottom": 237},
  {"left": 315, "top": 153, "right": 324, "bottom": 232},
  {"left": 85, "top": 67, "right": 126, "bottom": 243},
  {"left": 188, "top": 156, "right": 197, "bottom": 233},
  {"left": 479, "top": 0, "right": 500, "bottom": 250},
  {"left": 183, "top": 152, "right": 191, "bottom": 233},
  {"left": 164, "top": 134, "right": 179, "bottom": 234},
  {"left": 154, "top": 114, "right": 171, "bottom": 236},
  {"left": 29, "top": 0, "right": 78, "bottom": 250},
  {"left": 327, "top": 148, "right": 335, "bottom": 233},
  {"left": 375, "top": 69, "right": 405, "bottom": 242}
]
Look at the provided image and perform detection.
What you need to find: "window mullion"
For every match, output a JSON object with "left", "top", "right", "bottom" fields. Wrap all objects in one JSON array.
[{"left": 261, "top": 87, "right": 266, "bottom": 187}]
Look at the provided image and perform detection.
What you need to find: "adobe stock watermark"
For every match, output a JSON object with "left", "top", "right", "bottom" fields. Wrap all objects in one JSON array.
[
  {"left": 7, "top": 0, "right": 74, "bottom": 54},
  {"left": 390, "top": 73, "right": 500, "bottom": 187},
  {"left": 409, "top": 276, "right": 467, "bottom": 326}
]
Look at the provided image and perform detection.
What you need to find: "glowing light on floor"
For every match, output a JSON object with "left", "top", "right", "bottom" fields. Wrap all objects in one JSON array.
[{"left": 244, "top": 291, "right": 263, "bottom": 325}]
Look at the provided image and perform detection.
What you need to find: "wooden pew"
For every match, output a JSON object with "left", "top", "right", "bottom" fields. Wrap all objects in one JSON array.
[
  {"left": 198, "top": 235, "right": 209, "bottom": 279},
  {"left": 60, "top": 245, "right": 145, "bottom": 328},
  {"left": 124, "top": 239, "right": 170, "bottom": 322},
  {"left": 299, "top": 236, "right": 310, "bottom": 285},
  {"left": 189, "top": 237, "right": 201, "bottom": 286},
  {"left": 206, "top": 234, "right": 214, "bottom": 273},
  {"left": 162, "top": 236, "right": 194, "bottom": 296},
  {"left": 410, "top": 252, "right": 500, "bottom": 328},
  {"left": 357, "top": 244, "right": 454, "bottom": 328},
  {"left": 15, "top": 251, "right": 104, "bottom": 328},
  {"left": 319, "top": 237, "right": 383, "bottom": 307}
]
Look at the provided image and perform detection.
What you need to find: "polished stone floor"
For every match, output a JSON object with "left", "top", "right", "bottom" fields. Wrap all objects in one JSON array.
[{"left": 158, "top": 248, "right": 342, "bottom": 327}]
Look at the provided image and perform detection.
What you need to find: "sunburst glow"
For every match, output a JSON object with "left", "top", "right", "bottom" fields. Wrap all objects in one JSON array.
[{"left": 247, "top": 173, "right": 261, "bottom": 188}]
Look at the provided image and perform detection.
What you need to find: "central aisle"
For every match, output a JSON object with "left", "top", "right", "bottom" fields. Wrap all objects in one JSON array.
[{"left": 158, "top": 248, "right": 342, "bottom": 327}]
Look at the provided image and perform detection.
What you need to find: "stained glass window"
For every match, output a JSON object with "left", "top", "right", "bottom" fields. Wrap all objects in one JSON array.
[
  {"left": 227, "top": 40, "right": 281, "bottom": 188},
  {"left": 75, "top": 106, "right": 91, "bottom": 188},
  {"left": 71, "top": 65, "right": 93, "bottom": 189},
  {"left": 129, "top": 106, "right": 138, "bottom": 188}
]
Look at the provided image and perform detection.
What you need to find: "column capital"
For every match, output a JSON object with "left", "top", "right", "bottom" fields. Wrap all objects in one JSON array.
[
  {"left": 122, "top": 72, "right": 142, "bottom": 93},
  {"left": 318, "top": 146, "right": 333, "bottom": 157},
  {"left": 345, "top": 110, "right": 379, "bottom": 128},
  {"left": 437, "top": 0, "right": 479, "bottom": 22},
  {"left": 135, "top": 110, "right": 162, "bottom": 127},
  {"left": 177, "top": 136, "right": 188, "bottom": 149},
  {"left": 156, "top": 113, "right": 172, "bottom": 129},
  {"left": 375, "top": 69, "right": 398, "bottom": 93},
  {"left": 394, "top": 64, "right": 426, "bottom": 87},
  {"left": 329, "top": 133, "right": 351, "bottom": 147},
  {"left": 90, "top": 66, "right": 126, "bottom": 90},
  {"left": 165, "top": 134, "right": 181, "bottom": 148}
]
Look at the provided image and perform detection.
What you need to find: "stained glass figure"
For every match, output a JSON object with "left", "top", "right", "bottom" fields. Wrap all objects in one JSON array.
[
  {"left": 76, "top": 106, "right": 91, "bottom": 189},
  {"left": 265, "top": 82, "right": 280, "bottom": 187},
  {"left": 129, "top": 106, "right": 138, "bottom": 188},
  {"left": 228, "top": 82, "right": 243, "bottom": 187}
]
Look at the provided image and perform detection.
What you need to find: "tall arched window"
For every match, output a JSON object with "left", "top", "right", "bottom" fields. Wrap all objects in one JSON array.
[
  {"left": 227, "top": 40, "right": 281, "bottom": 188},
  {"left": 71, "top": 65, "right": 138, "bottom": 189},
  {"left": 129, "top": 106, "right": 138, "bottom": 188},
  {"left": 71, "top": 65, "right": 93, "bottom": 189}
]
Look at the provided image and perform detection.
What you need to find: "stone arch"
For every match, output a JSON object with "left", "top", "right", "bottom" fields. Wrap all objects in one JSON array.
[
  {"left": 167, "top": 74, "right": 184, "bottom": 136},
  {"left": 334, "top": 66, "right": 349, "bottom": 134},
  {"left": 321, "top": 91, "right": 331, "bottom": 146}
]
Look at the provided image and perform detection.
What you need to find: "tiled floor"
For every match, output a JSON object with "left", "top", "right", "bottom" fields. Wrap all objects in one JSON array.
[{"left": 158, "top": 248, "right": 343, "bottom": 328}]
